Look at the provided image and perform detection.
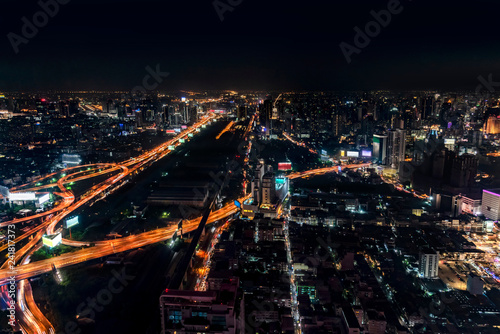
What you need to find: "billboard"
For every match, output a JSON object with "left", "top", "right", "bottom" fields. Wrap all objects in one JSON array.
[
  {"left": 278, "top": 162, "right": 292, "bottom": 171},
  {"left": 174, "top": 128, "right": 181, "bottom": 133},
  {"left": 179, "top": 139, "right": 186, "bottom": 143},
  {"left": 361, "top": 150, "right": 372, "bottom": 157},
  {"left": 321, "top": 150, "right": 327, "bottom": 156},
  {"left": 10, "top": 192, "right": 36, "bottom": 201},
  {"left": 166, "top": 130, "right": 176, "bottom": 134},
  {"left": 181, "top": 125, "right": 187, "bottom": 130},
  {"left": 42, "top": 233, "right": 62, "bottom": 248},
  {"left": 38, "top": 193, "right": 50, "bottom": 205},
  {"left": 444, "top": 138, "right": 456, "bottom": 145},
  {"left": 234, "top": 200, "right": 241, "bottom": 208},
  {"left": 168, "top": 145, "right": 176, "bottom": 150},
  {"left": 65, "top": 216, "right": 79, "bottom": 229},
  {"left": 347, "top": 151, "right": 359, "bottom": 158},
  {"left": 188, "top": 133, "right": 194, "bottom": 138}
]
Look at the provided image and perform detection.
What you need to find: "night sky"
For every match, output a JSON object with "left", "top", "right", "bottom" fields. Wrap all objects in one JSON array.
[{"left": 0, "top": 0, "right": 499, "bottom": 91}]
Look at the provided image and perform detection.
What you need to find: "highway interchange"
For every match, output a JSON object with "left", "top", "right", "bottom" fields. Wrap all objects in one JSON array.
[{"left": 1, "top": 114, "right": 374, "bottom": 333}]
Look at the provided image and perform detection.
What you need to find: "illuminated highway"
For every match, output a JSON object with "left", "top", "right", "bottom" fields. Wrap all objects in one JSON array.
[
  {"left": 0, "top": 115, "right": 218, "bottom": 333},
  {"left": 0, "top": 114, "right": 376, "bottom": 334},
  {"left": 0, "top": 163, "right": 376, "bottom": 283}
]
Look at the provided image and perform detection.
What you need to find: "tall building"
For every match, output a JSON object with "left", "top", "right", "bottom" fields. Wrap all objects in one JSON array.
[
  {"left": 419, "top": 250, "right": 439, "bottom": 279},
  {"left": 484, "top": 115, "right": 500, "bottom": 134},
  {"left": 237, "top": 105, "right": 247, "bottom": 120},
  {"left": 482, "top": 189, "right": 500, "bottom": 221},
  {"left": 251, "top": 161, "right": 266, "bottom": 204},
  {"left": 387, "top": 129, "right": 406, "bottom": 169},
  {"left": 332, "top": 112, "right": 344, "bottom": 137},
  {"left": 260, "top": 99, "right": 273, "bottom": 136},
  {"left": 373, "top": 134, "right": 388, "bottom": 165},
  {"left": 449, "top": 154, "right": 478, "bottom": 188},
  {"left": 261, "top": 172, "right": 276, "bottom": 205},
  {"left": 159, "top": 279, "right": 242, "bottom": 334}
]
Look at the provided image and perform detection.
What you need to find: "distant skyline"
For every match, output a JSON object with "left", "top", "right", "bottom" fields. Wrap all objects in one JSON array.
[{"left": 0, "top": 0, "right": 499, "bottom": 91}]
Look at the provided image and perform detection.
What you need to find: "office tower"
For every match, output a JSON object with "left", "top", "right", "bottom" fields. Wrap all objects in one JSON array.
[
  {"left": 261, "top": 172, "right": 276, "bottom": 205},
  {"left": 179, "top": 101, "right": 188, "bottom": 123},
  {"left": 484, "top": 115, "right": 500, "bottom": 134},
  {"left": 450, "top": 154, "right": 478, "bottom": 188},
  {"left": 373, "top": 134, "right": 388, "bottom": 165},
  {"left": 423, "top": 96, "right": 434, "bottom": 120},
  {"left": 419, "top": 250, "right": 439, "bottom": 279},
  {"left": 237, "top": 105, "right": 247, "bottom": 120},
  {"left": 59, "top": 100, "right": 69, "bottom": 117},
  {"left": 139, "top": 99, "right": 157, "bottom": 122},
  {"left": 482, "top": 189, "right": 500, "bottom": 221},
  {"left": 35, "top": 98, "right": 49, "bottom": 114},
  {"left": 387, "top": 129, "right": 406, "bottom": 169},
  {"left": 432, "top": 149, "right": 447, "bottom": 179},
  {"left": 332, "top": 112, "right": 343, "bottom": 137},
  {"left": 251, "top": 161, "right": 265, "bottom": 204},
  {"left": 135, "top": 110, "right": 143, "bottom": 128},
  {"left": 159, "top": 279, "right": 242, "bottom": 334},
  {"left": 263, "top": 99, "right": 273, "bottom": 120},
  {"left": 260, "top": 99, "right": 273, "bottom": 136}
]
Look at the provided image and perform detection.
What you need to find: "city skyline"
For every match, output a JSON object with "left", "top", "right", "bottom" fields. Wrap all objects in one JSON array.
[{"left": 2, "top": 1, "right": 500, "bottom": 333}]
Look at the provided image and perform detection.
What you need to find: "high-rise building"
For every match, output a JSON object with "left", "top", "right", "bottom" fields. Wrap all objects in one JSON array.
[
  {"left": 387, "top": 129, "right": 406, "bottom": 169},
  {"left": 482, "top": 189, "right": 500, "bottom": 221},
  {"left": 159, "top": 279, "right": 242, "bottom": 334},
  {"left": 332, "top": 112, "right": 344, "bottom": 137},
  {"left": 419, "top": 250, "right": 439, "bottom": 279},
  {"left": 251, "top": 161, "right": 265, "bottom": 204},
  {"left": 373, "top": 134, "right": 388, "bottom": 165},
  {"left": 449, "top": 154, "right": 478, "bottom": 188},
  {"left": 261, "top": 172, "right": 276, "bottom": 205},
  {"left": 484, "top": 115, "right": 500, "bottom": 134},
  {"left": 237, "top": 105, "right": 247, "bottom": 120}
]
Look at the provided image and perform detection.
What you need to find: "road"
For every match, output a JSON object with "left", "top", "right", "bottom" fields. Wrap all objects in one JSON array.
[
  {"left": 2, "top": 114, "right": 374, "bottom": 333},
  {"left": 1, "top": 115, "right": 219, "bottom": 333}
]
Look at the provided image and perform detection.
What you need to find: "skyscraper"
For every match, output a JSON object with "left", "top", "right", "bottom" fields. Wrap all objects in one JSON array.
[
  {"left": 373, "top": 134, "right": 388, "bottom": 165},
  {"left": 482, "top": 189, "right": 500, "bottom": 221},
  {"left": 419, "top": 250, "right": 439, "bottom": 279},
  {"left": 484, "top": 115, "right": 500, "bottom": 134},
  {"left": 387, "top": 129, "right": 406, "bottom": 169},
  {"left": 261, "top": 172, "right": 276, "bottom": 205},
  {"left": 449, "top": 154, "right": 478, "bottom": 188}
]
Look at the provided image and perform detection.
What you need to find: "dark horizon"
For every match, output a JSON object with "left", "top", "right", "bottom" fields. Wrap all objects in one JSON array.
[{"left": 0, "top": 0, "right": 499, "bottom": 91}]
